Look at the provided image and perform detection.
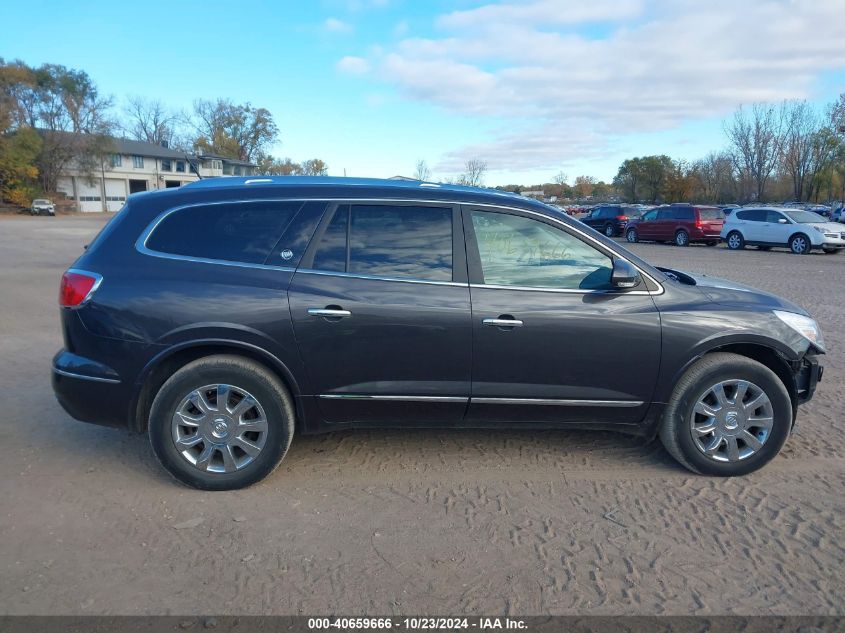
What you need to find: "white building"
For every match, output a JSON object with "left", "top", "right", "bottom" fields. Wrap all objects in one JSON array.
[{"left": 56, "top": 137, "right": 257, "bottom": 212}]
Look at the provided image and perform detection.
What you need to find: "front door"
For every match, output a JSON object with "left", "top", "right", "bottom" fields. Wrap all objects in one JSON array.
[
  {"left": 462, "top": 206, "right": 661, "bottom": 425},
  {"left": 288, "top": 202, "right": 472, "bottom": 424}
]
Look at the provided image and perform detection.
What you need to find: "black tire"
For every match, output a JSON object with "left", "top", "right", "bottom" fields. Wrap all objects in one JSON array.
[
  {"left": 659, "top": 352, "right": 792, "bottom": 476},
  {"left": 604, "top": 223, "right": 615, "bottom": 237},
  {"left": 674, "top": 230, "right": 689, "bottom": 247},
  {"left": 789, "top": 233, "right": 811, "bottom": 255},
  {"left": 726, "top": 231, "right": 744, "bottom": 250},
  {"left": 626, "top": 228, "right": 639, "bottom": 243},
  {"left": 148, "top": 354, "right": 295, "bottom": 490}
]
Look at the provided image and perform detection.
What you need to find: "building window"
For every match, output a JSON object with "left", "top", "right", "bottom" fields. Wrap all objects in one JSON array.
[
  {"left": 176, "top": 160, "right": 186, "bottom": 173},
  {"left": 161, "top": 159, "right": 172, "bottom": 172},
  {"left": 110, "top": 154, "right": 122, "bottom": 167},
  {"left": 222, "top": 163, "right": 233, "bottom": 175},
  {"left": 133, "top": 155, "right": 144, "bottom": 168}
]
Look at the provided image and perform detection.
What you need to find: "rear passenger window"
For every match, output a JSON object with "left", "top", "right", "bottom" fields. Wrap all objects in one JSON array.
[
  {"left": 145, "top": 202, "right": 300, "bottom": 264},
  {"left": 312, "top": 205, "right": 348, "bottom": 272},
  {"left": 348, "top": 205, "right": 453, "bottom": 281},
  {"left": 736, "top": 209, "right": 765, "bottom": 222},
  {"left": 674, "top": 208, "right": 694, "bottom": 220}
]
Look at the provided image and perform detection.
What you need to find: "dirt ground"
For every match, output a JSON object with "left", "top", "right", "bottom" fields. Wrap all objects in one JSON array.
[{"left": 1, "top": 214, "right": 843, "bottom": 616}]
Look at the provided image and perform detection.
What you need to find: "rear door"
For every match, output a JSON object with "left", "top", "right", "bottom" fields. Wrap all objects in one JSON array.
[
  {"left": 462, "top": 206, "right": 661, "bottom": 425},
  {"left": 696, "top": 206, "right": 724, "bottom": 236},
  {"left": 288, "top": 201, "right": 472, "bottom": 425},
  {"left": 735, "top": 209, "right": 767, "bottom": 242},
  {"left": 652, "top": 208, "right": 674, "bottom": 240}
]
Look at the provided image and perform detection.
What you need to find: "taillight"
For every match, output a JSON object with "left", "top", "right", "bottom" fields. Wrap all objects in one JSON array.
[
  {"left": 616, "top": 215, "right": 628, "bottom": 221},
  {"left": 695, "top": 220, "right": 703, "bottom": 229},
  {"left": 59, "top": 270, "right": 101, "bottom": 307}
]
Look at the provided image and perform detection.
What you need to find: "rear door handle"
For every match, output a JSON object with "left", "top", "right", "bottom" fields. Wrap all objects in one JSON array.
[
  {"left": 308, "top": 308, "right": 352, "bottom": 319},
  {"left": 483, "top": 317, "right": 524, "bottom": 328}
]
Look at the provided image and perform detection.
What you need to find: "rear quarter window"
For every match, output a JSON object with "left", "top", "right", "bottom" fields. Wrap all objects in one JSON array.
[
  {"left": 144, "top": 201, "right": 302, "bottom": 264},
  {"left": 697, "top": 208, "right": 724, "bottom": 220}
]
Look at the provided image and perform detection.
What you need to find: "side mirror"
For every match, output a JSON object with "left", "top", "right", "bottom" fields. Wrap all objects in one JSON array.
[
  {"left": 778, "top": 218, "right": 788, "bottom": 224},
  {"left": 611, "top": 258, "right": 641, "bottom": 289}
]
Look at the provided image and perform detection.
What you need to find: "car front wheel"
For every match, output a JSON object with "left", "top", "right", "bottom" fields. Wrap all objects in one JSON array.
[
  {"left": 626, "top": 228, "right": 638, "bottom": 243},
  {"left": 148, "top": 355, "right": 295, "bottom": 490},
  {"left": 789, "top": 233, "right": 810, "bottom": 254},
  {"left": 726, "top": 231, "right": 744, "bottom": 250},
  {"left": 659, "top": 352, "right": 791, "bottom": 476}
]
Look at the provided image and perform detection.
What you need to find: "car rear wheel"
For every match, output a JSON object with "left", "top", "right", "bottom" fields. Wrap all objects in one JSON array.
[
  {"left": 674, "top": 230, "right": 689, "bottom": 247},
  {"left": 148, "top": 354, "right": 294, "bottom": 490},
  {"left": 789, "top": 233, "right": 810, "bottom": 255},
  {"left": 604, "top": 223, "right": 615, "bottom": 237},
  {"left": 626, "top": 228, "right": 639, "bottom": 243},
  {"left": 659, "top": 352, "right": 791, "bottom": 476},
  {"left": 726, "top": 231, "right": 744, "bottom": 250}
]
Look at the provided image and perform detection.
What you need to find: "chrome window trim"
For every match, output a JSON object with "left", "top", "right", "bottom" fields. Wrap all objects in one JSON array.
[
  {"left": 134, "top": 197, "right": 663, "bottom": 295},
  {"left": 64, "top": 268, "right": 104, "bottom": 308},
  {"left": 471, "top": 397, "right": 643, "bottom": 407},
  {"left": 319, "top": 394, "right": 468, "bottom": 403},
  {"left": 52, "top": 367, "right": 121, "bottom": 384}
]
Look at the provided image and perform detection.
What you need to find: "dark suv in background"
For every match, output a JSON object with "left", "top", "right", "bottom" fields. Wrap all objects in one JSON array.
[
  {"left": 625, "top": 203, "right": 724, "bottom": 246},
  {"left": 580, "top": 205, "right": 637, "bottom": 237},
  {"left": 53, "top": 177, "right": 823, "bottom": 489}
]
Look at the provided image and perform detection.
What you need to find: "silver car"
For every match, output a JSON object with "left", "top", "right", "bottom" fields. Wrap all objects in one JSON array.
[{"left": 30, "top": 199, "right": 55, "bottom": 216}]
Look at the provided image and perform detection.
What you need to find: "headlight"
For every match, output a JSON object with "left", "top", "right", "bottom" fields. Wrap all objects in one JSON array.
[{"left": 774, "top": 310, "right": 825, "bottom": 351}]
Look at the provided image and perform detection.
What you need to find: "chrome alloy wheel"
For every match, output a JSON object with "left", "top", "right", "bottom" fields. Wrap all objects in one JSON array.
[
  {"left": 689, "top": 379, "right": 774, "bottom": 463},
  {"left": 727, "top": 233, "right": 742, "bottom": 249},
  {"left": 171, "top": 384, "right": 268, "bottom": 473}
]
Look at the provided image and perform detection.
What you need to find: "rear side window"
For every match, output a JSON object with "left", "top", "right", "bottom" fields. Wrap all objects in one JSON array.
[
  {"left": 312, "top": 205, "right": 348, "bottom": 272},
  {"left": 308, "top": 204, "right": 454, "bottom": 282},
  {"left": 145, "top": 201, "right": 301, "bottom": 264},
  {"left": 736, "top": 209, "right": 765, "bottom": 222},
  {"left": 349, "top": 205, "right": 452, "bottom": 281},
  {"left": 672, "top": 207, "right": 694, "bottom": 220},
  {"left": 697, "top": 208, "right": 724, "bottom": 220}
]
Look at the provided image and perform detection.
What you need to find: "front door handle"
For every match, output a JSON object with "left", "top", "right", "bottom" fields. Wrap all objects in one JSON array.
[
  {"left": 483, "top": 316, "right": 524, "bottom": 328},
  {"left": 308, "top": 308, "right": 352, "bottom": 319}
]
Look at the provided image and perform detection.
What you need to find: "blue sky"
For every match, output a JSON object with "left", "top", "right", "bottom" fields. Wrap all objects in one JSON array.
[{"left": 3, "top": 0, "right": 844, "bottom": 185}]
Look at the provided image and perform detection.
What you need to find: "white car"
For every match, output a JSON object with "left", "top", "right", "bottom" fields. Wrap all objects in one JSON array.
[
  {"left": 30, "top": 198, "right": 55, "bottom": 216},
  {"left": 721, "top": 206, "right": 845, "bottom": 254}
]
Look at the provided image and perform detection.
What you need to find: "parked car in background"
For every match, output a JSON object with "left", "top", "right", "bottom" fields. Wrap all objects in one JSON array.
[
  {"left": 832, "top": 205, "right": 845, "bottom": 223},
  {"left": 30, "top": 199, "right": 55, "bottom": 216},
  {"left": 52, "top": 177, "right": 824, "bottom": 488},
  {"left": 625, "top": 203, "right": 724, "bottom": 246},
  {"left": 580, "top": 204, "right": 633, "bottom": 237},
  {"left": 722, "top": 207, "right": 845, "bottom": 254}
]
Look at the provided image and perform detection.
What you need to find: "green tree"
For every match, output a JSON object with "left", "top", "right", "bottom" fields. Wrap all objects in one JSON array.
[{"left": 191, "top": 99, "right": 278, "bottom": 163}]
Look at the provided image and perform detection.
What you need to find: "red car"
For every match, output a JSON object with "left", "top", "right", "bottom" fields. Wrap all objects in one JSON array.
[{"left": 625, "top": 204, "right": 724, "bottom": 246}]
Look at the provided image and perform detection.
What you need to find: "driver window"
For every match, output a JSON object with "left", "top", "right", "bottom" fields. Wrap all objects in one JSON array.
[
  {"left": 470, "top": 210, "right": 613, "bottom": 290},
  {"left": 643, "top": 210, "right": 658, "bottom": 221}
]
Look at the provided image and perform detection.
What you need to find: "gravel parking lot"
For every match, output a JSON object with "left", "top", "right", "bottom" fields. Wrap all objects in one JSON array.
[{"left": 1, "top": 214, "right": 843, "bottom": 616}]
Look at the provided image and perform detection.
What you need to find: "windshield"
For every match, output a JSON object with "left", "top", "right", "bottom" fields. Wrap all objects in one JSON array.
[
  {"left": 33, "top": 199, "right": 50, "bottom": 205},
  {"left": 784, "top": 210, "right": 826, "bottom": 223},
  {"left": 698, "top": 208, "right": 724, "bottom": 220}
]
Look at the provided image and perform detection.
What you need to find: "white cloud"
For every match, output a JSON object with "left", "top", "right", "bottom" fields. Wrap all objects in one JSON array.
[
  {"left": 341, "top": 0, "right": 845, "bottom": 172},
  {"left": 337, "top": 55, "right": 370, "bottom": 74},
  {"left": 393, "top": 19, "right": 409, "bottom": 37},
  {"left": 324, "top": 17, "right": 353, "bottom": 33}
]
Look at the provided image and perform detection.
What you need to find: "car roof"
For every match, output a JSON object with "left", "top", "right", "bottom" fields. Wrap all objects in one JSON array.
[{"left": 130, "top": 176, "right": 553, "bottom": 214}]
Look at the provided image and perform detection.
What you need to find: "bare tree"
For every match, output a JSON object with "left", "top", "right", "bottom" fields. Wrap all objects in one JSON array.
[
  {"left": 691, "top": 152, "right": 735, "bottom": 203},
  {"left": 414, "top": 159, "right": 431, "bottom": 181},
  {"left": 122, "top": 96, "right": 178, "bottom": 147},
  {"left": 459, "top": 158, "right": 487, "bottom": 187},
  {"left": 553, "top": 171, "right": 568, "bottom": 186},
  {"left": 724, "top": 103, "right": 787, "bottom": 202}
]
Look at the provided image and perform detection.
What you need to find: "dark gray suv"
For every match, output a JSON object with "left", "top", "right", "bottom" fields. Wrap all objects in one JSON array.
[{"left": 53, "top": 177, "right": 824, "bottom": 489}]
